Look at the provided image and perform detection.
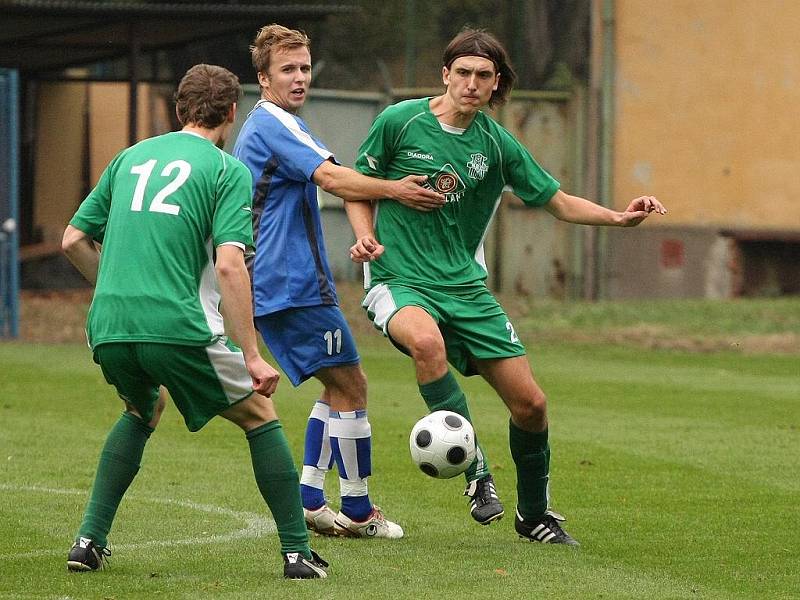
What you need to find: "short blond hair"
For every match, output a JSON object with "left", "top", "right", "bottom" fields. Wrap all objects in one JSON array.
[{"left": 250, "top": 23, "right": 311, "bottom": 74}]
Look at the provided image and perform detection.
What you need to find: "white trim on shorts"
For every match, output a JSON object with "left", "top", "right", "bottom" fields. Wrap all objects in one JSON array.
[
  {"left": 361, "top": 283, "right": 399, "bottom": 335},
  {"left": 205, "top": 337, "right": 254, "bottom": 403}
]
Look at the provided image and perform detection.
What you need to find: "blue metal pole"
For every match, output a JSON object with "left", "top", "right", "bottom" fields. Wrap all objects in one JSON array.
[{"left": 1, "top": 68, "right": 20, "bottom": 338}]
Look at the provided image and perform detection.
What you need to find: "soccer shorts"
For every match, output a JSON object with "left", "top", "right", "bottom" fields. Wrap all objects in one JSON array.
[
  {"left": 255, "top": 305, "right": 360, "bottom": 387},
  {"left": 93, "top": 338, "right": 254, "bottom": 432},
  {"left": 362, "top": 282, "right": 525, "bottom": 376}
]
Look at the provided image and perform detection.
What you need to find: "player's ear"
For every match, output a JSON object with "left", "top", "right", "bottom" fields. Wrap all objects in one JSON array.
[
  {"left": 493, "top": 74, "right": 499, "bottom": 92},
  {"left": 442, "top": 65, "right": 450, "bottom": 86},
  {"left": 227, "top": 103, "right": 237, "bottom": 123},
  {"left": 257, "top": 71, "right": 270, "bottom": 90}
]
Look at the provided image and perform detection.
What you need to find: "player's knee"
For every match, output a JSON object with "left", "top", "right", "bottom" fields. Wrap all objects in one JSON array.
[
  {"left": 511, "top": 391, "right": 548, "bottom": 429},
  {"left": 408, "top": 332, "right": 446, "bottom": 366},
  {"left": 222, "top": 393, "right": 278, "bottom": 431}
]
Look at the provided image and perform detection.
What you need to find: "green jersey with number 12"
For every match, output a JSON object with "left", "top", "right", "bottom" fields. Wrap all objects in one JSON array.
[
  {"left": 355, "top": 98, "right": 560, "bottom": 290},
  {"left": 70, "top": 131, "right": 254, "bottom": 348}
]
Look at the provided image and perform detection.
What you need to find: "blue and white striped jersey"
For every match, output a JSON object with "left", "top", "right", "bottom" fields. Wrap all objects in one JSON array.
[{"left": 233, "top": 100, "right": 339, "bottom": 316}]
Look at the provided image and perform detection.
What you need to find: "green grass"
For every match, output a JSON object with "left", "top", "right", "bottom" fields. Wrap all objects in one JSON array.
[{"left": 1, "top": 299, "right": 799, "bottom": 599}]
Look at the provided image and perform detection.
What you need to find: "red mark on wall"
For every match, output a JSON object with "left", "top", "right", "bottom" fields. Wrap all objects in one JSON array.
[{"left": 661, "top": 239, "right": 684, "bottom": 268}]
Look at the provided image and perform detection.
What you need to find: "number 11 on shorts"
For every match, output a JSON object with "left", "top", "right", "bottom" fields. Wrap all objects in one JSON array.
[{"left": 324, "top": 329, "right": 342, "bottom": 355}]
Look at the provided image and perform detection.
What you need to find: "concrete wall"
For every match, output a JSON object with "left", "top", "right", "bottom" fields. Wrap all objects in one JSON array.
[{"left": 614, "top": 0, "right": 800, "bottom": 228}]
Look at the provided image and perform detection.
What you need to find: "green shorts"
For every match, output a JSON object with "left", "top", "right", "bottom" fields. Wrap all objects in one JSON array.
[
  {"left": 93, "top": 338, "right": 254, "bottom": 431},
  {"left": 362, "top": 282, "right": 525, "bottom": 376}
]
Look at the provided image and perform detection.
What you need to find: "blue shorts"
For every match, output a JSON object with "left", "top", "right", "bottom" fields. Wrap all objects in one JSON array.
[{"left": 255, "top": 305, "right": 360, "bottom": 386}]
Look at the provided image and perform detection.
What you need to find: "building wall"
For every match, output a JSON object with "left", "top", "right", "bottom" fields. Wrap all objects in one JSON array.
[{"left": 614, "top": 0, "right": 800, "bottom": 228}]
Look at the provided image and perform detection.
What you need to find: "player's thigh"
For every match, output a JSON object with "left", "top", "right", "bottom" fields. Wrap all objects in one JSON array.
[
  {"left": 439, "top": 288, "right": 526, "bottom": 376},
  {"left": 221, "top": 392, "right": 278, "bottom": 431},
  {"left": 363, "top": 283, "right": 444, "bottom": 353},
  {"left": 140, "top": 339, "right": 254, "bottom": 432},
  {"left": 255, "top": 306, "right": 359, "bottom": 387},
  {"left": 93, "top": 343, "right": 160, "bottom": 423},
  {"left": 473, "top": 354, "right": 546, "bottom": 419}
]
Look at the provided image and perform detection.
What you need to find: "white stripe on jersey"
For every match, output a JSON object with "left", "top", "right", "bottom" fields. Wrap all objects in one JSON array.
[
  {"left": 473, "top": 194, "right": 503, "bottom": 272},
  {"left": 256, "top": 100, "right": 333, "bottom": 160},
  {"left": 199, "top": 238, "right": 224, "bottom": 338}
]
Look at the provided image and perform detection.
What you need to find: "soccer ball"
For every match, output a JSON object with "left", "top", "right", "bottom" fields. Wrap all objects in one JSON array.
[{"left": 409, "top": 410, "right": 476, "bottom": 479}]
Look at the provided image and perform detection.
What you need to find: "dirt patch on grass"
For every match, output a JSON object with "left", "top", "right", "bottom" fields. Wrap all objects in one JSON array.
[{"left": 16, "top": 284, "right": 800, "bottom": 354}]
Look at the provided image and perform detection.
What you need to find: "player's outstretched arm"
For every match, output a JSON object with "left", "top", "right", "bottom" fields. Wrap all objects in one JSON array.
[
  {"left": 544, "top": 189, "right": 666, "bottom": 227},
  {"left": 345, "top": 201, "right": 384, "bottom": 262},
  {"left": 313, "top": 160, "right": 445, "bottom": 210},
  {"left": 62, "top": 225, "right": 100, "bottom": 284},
  {"left": 215, "top": 245, "right": 280, "bottom": 397}
]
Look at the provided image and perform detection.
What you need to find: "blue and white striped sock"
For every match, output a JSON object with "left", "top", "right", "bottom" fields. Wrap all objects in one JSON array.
[
  {"left": 329, "top": 409, "right": 372, "bottom": 521},
  {"left": 300, "top": 401, "right": 333, "bottom": 510}
]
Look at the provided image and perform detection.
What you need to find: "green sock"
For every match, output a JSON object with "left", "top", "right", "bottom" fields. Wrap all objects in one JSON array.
[
  {"left": 509, "top": 420, "right": 550, "bottom": 519},
  {"left": 419, "top": 371, "right": 490, "bottom": 482},
  {"left": 246, "top": 420, "right": 310, "bottom": 559},
  {"left": 77, "top": 411, "right": 154, "bottom": 548}
]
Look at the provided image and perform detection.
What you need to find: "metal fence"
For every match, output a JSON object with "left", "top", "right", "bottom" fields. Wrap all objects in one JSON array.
[{"left": 0, "top": 68, "right": 20, "bottom": 338}]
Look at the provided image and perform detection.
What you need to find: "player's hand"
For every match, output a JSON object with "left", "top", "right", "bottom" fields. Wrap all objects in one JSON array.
[
  {"left": 391, "top": 175, "right": 445, "bottom": 211},
  {"left": 247, "top": 357, "right": 280, "bottom": 397},
  {"left": 618, "top": 195, "right": 667, "bottom": 226},
  {"left": 350, "top": 235, "right": 385, "bottom": 263}
]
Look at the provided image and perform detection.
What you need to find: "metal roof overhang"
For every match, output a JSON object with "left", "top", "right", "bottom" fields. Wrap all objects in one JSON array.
[{"left": 0, "top": 1, "right": 356, "bottom": 74}]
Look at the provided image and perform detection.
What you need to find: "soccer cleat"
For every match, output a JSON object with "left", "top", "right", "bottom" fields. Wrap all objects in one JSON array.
[
  {"left": 514, "top": 509, "right": 580, "bottom": 545},
  {"left": 333, "top": 505, "right": 404, "bottom": 539},
  {"left": 304, "top": 504, "right": 338, "bottom": 536},
  {"left": 464, "top": 474, "right": 504, "bottom": 524},
  {"left": 67, "top": 537, "right": 111, "bottom": 571},
  {"left": 283, "top": 549, "right": 329, "bottom": 579}
]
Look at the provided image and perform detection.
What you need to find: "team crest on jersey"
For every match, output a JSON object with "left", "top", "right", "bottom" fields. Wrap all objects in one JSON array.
[
  {"left": 425, "top": 163, "right": 466, "bottom": 203},
  {"left": 467, "top": 153, "right": 489, "bottom": 180}
]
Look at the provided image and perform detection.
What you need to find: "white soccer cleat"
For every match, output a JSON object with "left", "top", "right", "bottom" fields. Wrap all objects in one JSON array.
[
  {"left": 333, "top": 505, "right": 404, "bottom": 539},
  {"left": 304, "top": 504, "right": 338, "bottom": 536}
]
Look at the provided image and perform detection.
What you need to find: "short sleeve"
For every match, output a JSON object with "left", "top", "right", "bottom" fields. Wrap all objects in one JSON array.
[
  {"left": 502, "top": 133, "right": 560, "bottom": 207},
  {"left": 212, "top": 160, "right": 254, "bottom": 249},
  {"left": 354, "top": 106, "right": 397, "bottom": 178},
  {"left": 69, "top": 156, "right": 117, "bottom": 237}
]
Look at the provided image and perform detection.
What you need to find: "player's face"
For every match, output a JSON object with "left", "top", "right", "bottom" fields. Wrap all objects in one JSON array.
[
  {"left": 258, "top": 46, "right": 312, "bottom": 113},
  {"left": 442, "top": 56, "right": 499, "bottom": 114}
]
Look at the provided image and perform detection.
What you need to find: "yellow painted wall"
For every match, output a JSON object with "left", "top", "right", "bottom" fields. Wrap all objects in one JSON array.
[
  {"left": 614, "top": 0, "right": 800, "bottom": 229},
  {"left": 34, "top": 82, "right": 166, "bottom": 245},
  {"left": 33, "top": 83, "right": 87, "bottom": 244}
]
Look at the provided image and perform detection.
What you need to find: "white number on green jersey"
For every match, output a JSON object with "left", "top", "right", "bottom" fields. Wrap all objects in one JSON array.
[
  {"left": 130, "top": 159, "right": 191, "bottom": 215},
  {"left": 324, "top": 329, "right": 342, "bottom": 355}
]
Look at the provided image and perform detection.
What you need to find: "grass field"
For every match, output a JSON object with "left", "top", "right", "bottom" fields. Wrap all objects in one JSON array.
[{"left": 1, "top": 295, "right": 799, "bottom": 599}]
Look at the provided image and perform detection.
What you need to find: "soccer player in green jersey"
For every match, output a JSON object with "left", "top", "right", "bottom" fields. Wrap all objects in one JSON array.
[
  {"left": 61, "top": 64, "right": 328, "bottom": 579},
  {"left": 347, "top": 29, "right": 666, "bottom": 544}
]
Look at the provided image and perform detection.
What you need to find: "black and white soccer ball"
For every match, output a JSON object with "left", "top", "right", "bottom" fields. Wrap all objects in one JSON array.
[{"left": 409, "top": 410, "right": 476, "bottom": 479}]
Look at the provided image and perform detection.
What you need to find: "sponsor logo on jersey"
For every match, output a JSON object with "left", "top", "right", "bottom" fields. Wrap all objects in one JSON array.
[
  {"left": 407, "top": 151, "right": 434, "bottom": 161},
  {"left": 467, "top": 153, "right": 489, "bottom": 180},
  {"left": 424, "top": 163, "right": 466, "bottom": 203}
]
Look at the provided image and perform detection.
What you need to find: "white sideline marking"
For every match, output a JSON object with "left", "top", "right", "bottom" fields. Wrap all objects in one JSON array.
[{"left": 0, "top": 484, "right": 276, "bottom": 560}]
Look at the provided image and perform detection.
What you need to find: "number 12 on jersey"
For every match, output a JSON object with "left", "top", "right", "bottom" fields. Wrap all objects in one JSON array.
[{"left": 130, "top": 159, "right": 192, "bottom": 215}]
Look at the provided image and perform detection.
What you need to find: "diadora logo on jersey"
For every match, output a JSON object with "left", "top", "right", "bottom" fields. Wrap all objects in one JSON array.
[
  {"left": 467, "top": 153, "right": 489, "bottom": 180},
  {"left": 407, "top": 151, "right": 434, "bottom": 161},
  {"left": 364, "top": 154, "right": 380, "bottom": 171},
  {"left": 425, "top": 163, "right": 466, "bottom": 203}
]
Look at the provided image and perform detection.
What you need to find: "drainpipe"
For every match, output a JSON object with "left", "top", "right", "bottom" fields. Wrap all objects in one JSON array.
[{"left": 597, "top": 0, "right": 615, "bottom": 300}]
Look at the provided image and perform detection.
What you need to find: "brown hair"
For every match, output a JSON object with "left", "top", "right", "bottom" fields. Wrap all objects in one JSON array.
[
  {"left": 442, "top": 28, "right": 517, "bottom": 108},
  {"left": 174, "top": 64, "right": 241, "bottom": 128},
  {"left": 250, "top": 23, "right": 311, "bottom": 74}
]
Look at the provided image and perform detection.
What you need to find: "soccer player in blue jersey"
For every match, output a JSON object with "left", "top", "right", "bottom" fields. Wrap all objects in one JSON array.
[
  {"left": 233, "top": 24, "right": 444, "bottom": 539},
  {"left": 348, "top": 28, "right": 666, "bottom": 544}
]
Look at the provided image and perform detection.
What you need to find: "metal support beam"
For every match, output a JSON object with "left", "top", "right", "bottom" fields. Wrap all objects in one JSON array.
[{"left": 128, "top": 21, "right": 139, "bottom": 146}]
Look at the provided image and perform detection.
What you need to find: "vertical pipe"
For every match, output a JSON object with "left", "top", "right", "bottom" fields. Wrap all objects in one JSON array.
[
  {"left": 128, "top": 22, "right": 140, "bottom": 146},
  {"left": 2, "top": 69, "right": 21, "bottom": 338},
  {"left": 584, "top": 0, "right": 603, "bottom": 300},
  {"left": 597, "top": 0, "right": 615, "bottom": 299},
  {"left": 404, "top": 0, "right": 416, "bottom": 88}
]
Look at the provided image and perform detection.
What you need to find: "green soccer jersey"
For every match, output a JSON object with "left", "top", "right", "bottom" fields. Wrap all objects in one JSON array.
[
  {"left": 70, "top": 131, "right": 254, "bottom": 348},
  {"left": 355, "top": 98, "right": 560, "bottom": 290}
]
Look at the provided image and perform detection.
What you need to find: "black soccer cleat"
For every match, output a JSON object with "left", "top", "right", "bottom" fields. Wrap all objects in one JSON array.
[
  {"left": 514, "top": 509, "right": 580, "bottom": 545},
  {"left": 67, "top": 537, "right": 111, "bottom": 571},
  {"left": 283, "top": 549, "right": 329, "bottom": 579},
  {"left": 464, "top": 474, "right": 504, "bottom": 524}
]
